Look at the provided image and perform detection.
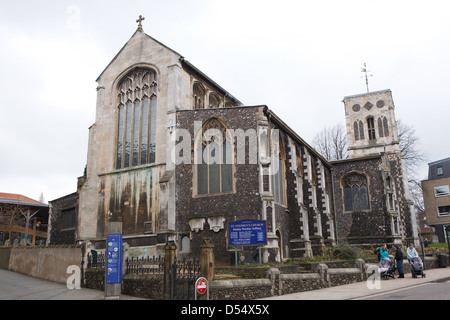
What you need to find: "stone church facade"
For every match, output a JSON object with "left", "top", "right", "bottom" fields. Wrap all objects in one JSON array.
[{"left": 69, "top": 22, "right": 418, "bottom": 264}]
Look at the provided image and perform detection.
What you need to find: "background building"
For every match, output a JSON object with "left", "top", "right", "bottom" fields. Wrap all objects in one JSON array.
[
  {"left": 48, "top": 193, "right": 77, "bottom": 245},
  {"left": 422, "top": 157, "right": 450, "bottom": 243},
  {"left": 0, "top": 193, "right": 49, "bottom": 246}
]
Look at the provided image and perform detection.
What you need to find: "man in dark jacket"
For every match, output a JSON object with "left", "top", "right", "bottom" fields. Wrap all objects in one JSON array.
[{"left": 394, "top": 245, "right": 404, "bottom": 278}]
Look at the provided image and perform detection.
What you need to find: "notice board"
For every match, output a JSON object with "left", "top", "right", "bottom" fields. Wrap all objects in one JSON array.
[{"left": 228, "top": 219, "right": 267, "bottom": 246}]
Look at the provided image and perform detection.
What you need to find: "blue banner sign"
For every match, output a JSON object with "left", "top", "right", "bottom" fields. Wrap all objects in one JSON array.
[
  {"left": 106, "top": 233, "right": 123, "bottom": 284},
  {"left": 228, "top": 219, "right": 267, "bottom": 246}
]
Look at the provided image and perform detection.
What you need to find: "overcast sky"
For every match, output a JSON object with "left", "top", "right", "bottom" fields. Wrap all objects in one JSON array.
[{"left": 1, "top": 0, "right": 449, "bottom": 202}]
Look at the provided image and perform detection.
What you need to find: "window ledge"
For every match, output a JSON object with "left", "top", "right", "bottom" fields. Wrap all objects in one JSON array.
[
  {"left": 99, "top": 162, "right": 166, "bottom": 176},
  {"left": 192, "top": 191, "right": 236, "bottom": 199}
]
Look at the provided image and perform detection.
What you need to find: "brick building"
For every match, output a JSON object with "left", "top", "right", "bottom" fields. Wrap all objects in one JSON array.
[{"left": 422, "top": 157, "right": 450, "bottom": 243}]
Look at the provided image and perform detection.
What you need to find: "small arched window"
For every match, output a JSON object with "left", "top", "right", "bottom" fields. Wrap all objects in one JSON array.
[
  {"left": 116, "top": 67, "right": 157, "bottom": 169},
  {"left": 209, "top": 92, "right": 220, "bottom": 108},
  {"left": 193, "top": 83, "right": 205, "bottom": 109},
  {"left": 378, "top": 116, "right": 389, "bottom": 138},
  {"left": 181, "top": 236, "right": 191, "bottom": 252},
  {"left": 367, "top": 116, "right": 376, "bottom": 140},
  {"left": 343, "top": 172, "right": 370, "bottom": 211},
  {"left": 353, "top": 120, "right": 364, "bottom": 141}
]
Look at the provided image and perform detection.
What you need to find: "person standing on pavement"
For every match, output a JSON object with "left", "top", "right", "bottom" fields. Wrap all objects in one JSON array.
[
  {"left": 377, "top": 244, "right": 390, "bottom": 261},
  {"left": 394, "top": 245, "right": 404, "bottom": 278},
  {"left": 407, "top": 243, "right": 419, "bottom": 263}
]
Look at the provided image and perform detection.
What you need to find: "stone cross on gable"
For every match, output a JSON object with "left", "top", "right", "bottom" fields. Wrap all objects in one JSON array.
[{"left": 136, "top": 15, "right": 145, "bottom": 32}]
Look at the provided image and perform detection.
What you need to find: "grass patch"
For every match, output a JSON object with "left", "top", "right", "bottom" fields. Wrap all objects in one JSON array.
[
  {"left": 300, "top": 243, "right": 376, "bottom": 263},
  {"left": 428, "top": 242, "right": 448, "bottom": 249}
]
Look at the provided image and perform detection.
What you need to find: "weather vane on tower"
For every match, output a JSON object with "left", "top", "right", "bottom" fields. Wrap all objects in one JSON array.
[
  {"left": 136, "top": 15, "right": 145, "bottom": 32},
  {"left": 361, "top": 63, "right": 373, "bottom": 93}
]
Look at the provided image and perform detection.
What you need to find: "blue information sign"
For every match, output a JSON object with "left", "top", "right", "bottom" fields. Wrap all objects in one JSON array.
[
  {"left": 228, "top": 219, "right": 267, "bottom": 246},
  {"left": 106, "top": 233, "right": 123, "bottom": 284}
]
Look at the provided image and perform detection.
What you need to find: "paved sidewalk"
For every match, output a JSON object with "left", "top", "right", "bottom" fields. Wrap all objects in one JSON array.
[
  {"left": 262, "top": 267, "right": 450, "bottom": 300},
  {"left": 0, "top": 269, "right": 146, "bottom": 300}
]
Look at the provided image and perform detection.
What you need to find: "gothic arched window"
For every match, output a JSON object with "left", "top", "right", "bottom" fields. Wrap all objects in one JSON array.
[
  {"left": 353, "top": 120, "right": 364, "bottom": 141},
  {"left": 116, "top": 68, "right": 157, "bottom": 169},
  {"left": 343, "top": 172, "right": 370, "bottom": 211},
  {"left": 196, "top": 118, "right": 233, "bottom": 195},
  {"left": 367, "top": 116, "right": 376, "bottom": 140},
  {"left": 193, "top": 83, "right": 205, "bottom": 109},
  {"left": 378, "top": 116, "right": 389, "bottom": 138},
  {"left": 209, "top": 92, "right": 220, "bottom": 108}
]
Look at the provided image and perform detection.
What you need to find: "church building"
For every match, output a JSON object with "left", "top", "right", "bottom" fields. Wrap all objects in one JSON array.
[{"left": 70, "top": 19, "right": 418, "bottom": 264}]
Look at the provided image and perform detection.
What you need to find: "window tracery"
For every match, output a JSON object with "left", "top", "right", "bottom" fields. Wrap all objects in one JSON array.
[
  {"left": 116, "top": 68, "right": 157, "bottom": 169},
  {"left": 343, "top": 172, "right": 370, "bottom": 211},
  {"left": 377, "top": 116, "right": 389, "bottom": 138},
  {"left": 193, "top": 83, "right": 205, "bottom": 109},
  {"left": 196, "top": 118, "right": 233, "bottom": 195},
  {"left": 367, "top": 116, "right": 376, "bottom": 140},
  {"left": 209, "top": 92, "right": 220, "bottom": 108},
  {"left": 353, "top": 120, "right": 364, "bottom": 141}
]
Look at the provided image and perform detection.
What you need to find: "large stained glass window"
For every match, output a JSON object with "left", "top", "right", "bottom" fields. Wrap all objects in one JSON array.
[
  {"left": 343, "top": 172, "right": 370, "bottom": 211},
  {"left": 116, "top": 68, "right": 157, "bottom": 169}
]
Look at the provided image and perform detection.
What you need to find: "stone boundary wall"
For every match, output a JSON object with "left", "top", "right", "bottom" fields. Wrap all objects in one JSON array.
[
  {"left": 80, "top": 254, "right": 450, "bottom": 300},
  {"left": 209, "top": 279, "right": 273, "bottom": 300},
  {"left": 5, "top": 246, "right": 83, "bottom": 284},
  {"left": 0, "top": 247, "right": 12, "bottom": 270},
  {"left": 81, "top": 258, "right": 369, "bottom": 299}
]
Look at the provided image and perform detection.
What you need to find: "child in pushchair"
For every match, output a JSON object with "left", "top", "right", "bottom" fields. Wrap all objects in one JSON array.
[
  {"left": 409, "top": 256, "right": 426, "bottom": 278},
  {"left": 378, "top": 257, "right": 396, "bottom": 279}
]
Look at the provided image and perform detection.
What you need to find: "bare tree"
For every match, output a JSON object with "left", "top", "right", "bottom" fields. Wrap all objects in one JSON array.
[
  {"left": 20, "top": 207, "right": 40, "bottom": 246},
  {"left": 409, "top": 179, "right": 425, "bottom": 212},
  {"left": 312, "top": 123, "right": 348, "bottom": 161},
  {"left": 396, "top": 119, "right": 427, "bottom": 176},
  {"left": 396, "top": 119, "right": 427, "bottom": 211}
]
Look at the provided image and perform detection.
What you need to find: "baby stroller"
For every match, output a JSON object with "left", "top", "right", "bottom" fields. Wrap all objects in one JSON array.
[
  {"left": 409, "top": 256, "right": 426, "bottom": 278},
  {"left": 378, "top": 257, "right": 396, "bottom": 280}
]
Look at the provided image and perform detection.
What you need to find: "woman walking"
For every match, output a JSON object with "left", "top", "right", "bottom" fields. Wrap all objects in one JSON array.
[{"left": 407, "top": 243, "right": 419, "bottom": 263}]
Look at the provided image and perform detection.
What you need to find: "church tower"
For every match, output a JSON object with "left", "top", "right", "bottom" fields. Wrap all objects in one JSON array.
[
  {"left": 343, "top": 89, "right": 400, "bottom": 159},
  {"left": 333, "top": 89, "right": 419, "bottom": 246}
]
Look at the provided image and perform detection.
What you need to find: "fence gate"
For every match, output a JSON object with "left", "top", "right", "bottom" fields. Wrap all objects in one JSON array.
[{"left": 172, "top": 257, "right": 200, "bottom": 300}]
